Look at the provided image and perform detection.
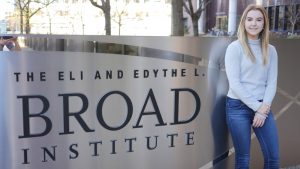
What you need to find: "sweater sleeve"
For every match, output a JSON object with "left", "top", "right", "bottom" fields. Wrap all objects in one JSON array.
[
  {"left": 263, "top": 45, "right": 278, "bottom": 105},
  {"left": 225, "top": 43, "right": 262, "bottom": 111}
]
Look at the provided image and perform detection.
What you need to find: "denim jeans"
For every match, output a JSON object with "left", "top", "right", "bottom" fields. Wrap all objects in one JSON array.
[{"left": 226, "top": 97, "right": 280, "bottom": 169}]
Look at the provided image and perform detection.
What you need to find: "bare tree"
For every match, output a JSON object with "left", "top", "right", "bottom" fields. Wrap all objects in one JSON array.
[
  {"left": 183, "top": 0, "right": 211, "bottom": 36},
  {"left": 45, "top": 5, "right": 59, "bottom": 34},
  {"left": 288, "top": 1, "right": 300, "bottom": 34},
  {"left": 15, "top": 0, "right": 24, "bottom": 34},
  {"left": 112, "top": 1, "right": 129, "bottom": 35},
  {"left": 15, "top": 0, "right": 56, "bottom": 34},
  {"left": 89, "top": 0, "right": 111, "bottom": 35},
  {"left": 45, "top": 7, "right": 52, "bottom": 34},
  {"left": 171, "top": 0, "right": 184, "bottom": 36}
]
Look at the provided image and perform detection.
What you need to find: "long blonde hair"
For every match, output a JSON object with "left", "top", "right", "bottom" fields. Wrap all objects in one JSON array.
[{"left": 237, "top": 4, "right": 269, "bottom": 65}]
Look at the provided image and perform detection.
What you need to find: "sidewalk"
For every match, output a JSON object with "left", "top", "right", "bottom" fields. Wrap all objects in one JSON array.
[{"left": 281, "top": 165, "right": 300, "bottom": 169}]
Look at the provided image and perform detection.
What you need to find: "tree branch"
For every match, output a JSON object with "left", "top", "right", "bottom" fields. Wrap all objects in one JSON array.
[
  {"left": 29, "top": 0, "right": 56, "bottom": 18},
  {"left": 188, "top": 0, "right": 194, "bottom": 15},
  {"left": 183, "top": 0, "right": 191, "bottom": 16},
  {"left": 195, "top": 0, "right": 211, "bottom": 18},
  {"left": 89, "top": 0, "right": 104, "bottom": 10}
]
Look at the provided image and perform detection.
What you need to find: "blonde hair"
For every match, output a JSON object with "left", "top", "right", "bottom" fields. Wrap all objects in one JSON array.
[{"left": 237, "top": 4, "right": 269, "bottom": 65}]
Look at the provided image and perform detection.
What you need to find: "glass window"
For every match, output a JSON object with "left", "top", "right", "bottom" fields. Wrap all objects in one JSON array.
[
  {"left": 295, "top": 4, "right": 300, "bottom": 32},
  {"left": 278, "top": 6, "right": 285, "bottom": 31},
  {"left": 269, "top": 7, "right": 275, "bottom": 30},
  {"left": 183, "top": 17, "right": 190, "bottom": 35},
  {"left": 215, "top": 16, "right": 227, "bottom": 31}
]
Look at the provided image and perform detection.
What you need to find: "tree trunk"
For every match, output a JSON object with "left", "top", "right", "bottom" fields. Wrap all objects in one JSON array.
[
  {"left": 89, "top": 0, "right": 112, "bottom": 35},
  {"left": 171, "top": 0, "right": 184, "bottom": 36},
  {"left": 192, "top": 17, "right": 199, "bottom": 36},
  {"left": 20, "top": 10, "right": 24, "bottom": 34},
  {"left": 291, "top": 22, "right": 295, "bottom": 34},
  {"left": 47, "top": 9, "right": 52, "bottom": 34},
  {"left": 25, "top": 17, "right": 30, "bottom": 34},
  {"left": 49, "top": 18, "right": 52, "bottom": 34},
  {"left": 104, "top": 11, "right": 111, "bottom": 35},
  {"left": 118, "top": 17, "right": 121, "bottom": 35},
  {"left": 25, "top": 7, "right": 30, "bottom": 34}
]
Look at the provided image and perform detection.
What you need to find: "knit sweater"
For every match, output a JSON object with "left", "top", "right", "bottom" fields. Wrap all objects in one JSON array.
[{"left": 225, "top": 39, "right": 278, "bottom": 111}]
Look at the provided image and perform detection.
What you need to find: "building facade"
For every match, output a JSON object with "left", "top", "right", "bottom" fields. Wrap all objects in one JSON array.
[
  {"left": 264, "top": 0, "right": 300, "bottom": 34},
  {"left": 197, "top": 0, "right": 300, "bottom": 35}
]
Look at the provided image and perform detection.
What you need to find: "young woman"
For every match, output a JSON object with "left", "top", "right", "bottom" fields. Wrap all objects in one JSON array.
[{"left": 225, "top": 4, "right": 279, "bottom": 169}]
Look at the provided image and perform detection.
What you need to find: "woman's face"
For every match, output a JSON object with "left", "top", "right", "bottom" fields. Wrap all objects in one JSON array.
[{"left": 245, "top": 9, "right": 264, "bottom": 40}]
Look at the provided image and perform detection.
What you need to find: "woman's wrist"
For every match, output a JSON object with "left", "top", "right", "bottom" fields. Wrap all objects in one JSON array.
[
  {"left": 256, "top": 111, "right": 268, "bottom": 118},
  {"left": 257, "top": 103, "right": 270, "bottom": 115}
]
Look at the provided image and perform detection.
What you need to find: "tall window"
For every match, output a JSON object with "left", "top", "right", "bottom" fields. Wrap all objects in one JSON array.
[
  {"left": 295, "top": 4, "right": 300, "bottom": 32},
  {"left": 216, "top": 16, "right": 227, "bottom": 31},
  {"left": 183, "top": 17, "right": 190, "bottom": 35},
  {"left": 278, "top": 5, "right": 286, "bottom": 31},
  {"left": 268, "top": 6, "right": 275, "bottom": 30}
]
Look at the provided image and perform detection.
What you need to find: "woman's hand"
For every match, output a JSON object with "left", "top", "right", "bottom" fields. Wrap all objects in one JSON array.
[
  {"left": 253, "top": 112, "right": 266, "bottom": 127},
  {"left": 253, "top": 103, "right": 270, "bottom": 128}
]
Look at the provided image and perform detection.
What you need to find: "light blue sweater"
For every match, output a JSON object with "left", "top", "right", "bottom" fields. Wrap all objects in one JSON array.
[{"left": 225, "top": 39, "right": 278, "bottom": 111}]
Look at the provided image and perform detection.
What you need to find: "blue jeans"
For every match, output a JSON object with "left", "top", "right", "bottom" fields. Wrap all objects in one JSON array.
[{"left": 226, "top": 97, "right": 280, "bottom": 169}]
